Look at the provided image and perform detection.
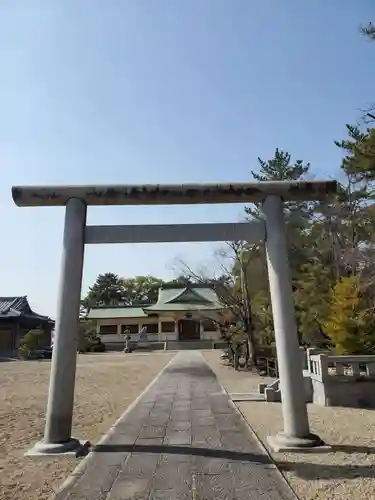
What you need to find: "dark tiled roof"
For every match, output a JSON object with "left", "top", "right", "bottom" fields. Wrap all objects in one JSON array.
[
  {"left": 0, "top": 296, "right": 30, "bottom": 315},
  {"left": 0, "top": 296, "right": 53, "bottom": 322}
]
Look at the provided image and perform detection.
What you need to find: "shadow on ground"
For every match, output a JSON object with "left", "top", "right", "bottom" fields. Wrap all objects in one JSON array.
[
  {"left": 278, "top": 460, "right": 375, "bottom": 480},
  {"left": 294, "top": 444, "right": 375, "bottom": 455},
  {"left": 93, "top": 443, "right": 270, "bottom": 464},
  {"left": 165, "top": 366, "right": 216, "bottom": 378},
  {"left": 93, "top": 443, "right": 375, "bottom": 480},
  {"left": 274, "top": 443, "right": 375, "bottom": 481}
]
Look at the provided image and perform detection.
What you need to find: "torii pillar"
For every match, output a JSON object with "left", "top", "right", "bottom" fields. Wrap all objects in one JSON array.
[{"left": 262, "top": 195, "right": 322, "bottom": 451}]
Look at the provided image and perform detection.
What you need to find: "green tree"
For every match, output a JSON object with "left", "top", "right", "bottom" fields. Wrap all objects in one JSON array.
[
  {"left": 293, "top": 263, "right": 332, "bottom": 346},
  {"left": 335, "top": 124, "right": 375, "bottom": 185},
  {"left": 252, "top": 290, "right": 273, "bottom": 346},
  {"left": 361, "top": 22, "right": 375, "bottom": 41},
  {"left": 250, "top": 148, "right": 310, "bottom": 183},
  {"left": 84, "top": 272, "right": 124, "bottom": 309},
  {"left": 83, "top": 273, "right": 165, "bottom": 311},
  {"left": 334, "top": 124, "right": 375, "bottom": 277},
  {"left": 243, "top": 149, "right": 316, "bottom": 344},
  {"left": 246, "top": 149, "right": 313, "bottom": 276},
  {"left": 120, "top": 275, "right": 165, "bottom": 304}
]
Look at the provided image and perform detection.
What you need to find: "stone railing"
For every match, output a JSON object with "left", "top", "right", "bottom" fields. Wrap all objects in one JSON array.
[
  {"left": 307, "top": 351, "right": 375, "bottom": 380},
  {"left": 306, "top": 350, "right": 375, "bottom": 408},
  {"left": 258, "top": 356, "right": 279, "bottom": 378}
]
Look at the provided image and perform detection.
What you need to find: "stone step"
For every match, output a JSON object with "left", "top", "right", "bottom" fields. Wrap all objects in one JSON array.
[
  {"left": 166, "top": 340, "right": 213, "bottom": 350},
  {"left": 230, "top": 392, "right": 266, "bottom": 402}
]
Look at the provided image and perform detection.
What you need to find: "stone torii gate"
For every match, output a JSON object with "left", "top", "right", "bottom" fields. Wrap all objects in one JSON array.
[{"left": 12, "top": 180, "right": 337, "bottom": 455}]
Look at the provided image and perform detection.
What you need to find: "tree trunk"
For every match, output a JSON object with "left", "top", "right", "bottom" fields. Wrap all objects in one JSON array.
[
  {"left": 243, "top": 317, "right": 258, "bottom": 368},
  {"left": 240, "top": 254, "right": 259, "bottom": 368}
]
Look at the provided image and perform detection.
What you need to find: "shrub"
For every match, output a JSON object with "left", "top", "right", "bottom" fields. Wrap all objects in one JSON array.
[
  {"left": 78, "top": 320, "right": 104, "bottom": 353},
  {"left": 89, "top": 342, "right": 106, "bottom": 353},
  {"left": 18, "top": 344, "right": 31, "bottom": 359},
  {"left": 19, "top": 329, "right": 44, "bottom": 358}
]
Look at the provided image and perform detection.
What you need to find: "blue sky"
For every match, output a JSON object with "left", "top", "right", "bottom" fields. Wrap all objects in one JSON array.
[{"left": 0, "top": 0, "right": 374, "bottom": 316}]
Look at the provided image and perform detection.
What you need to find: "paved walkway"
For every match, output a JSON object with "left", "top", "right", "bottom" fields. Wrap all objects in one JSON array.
[{"left": 55, "top": 351, "right": 296, "bottom": 500}]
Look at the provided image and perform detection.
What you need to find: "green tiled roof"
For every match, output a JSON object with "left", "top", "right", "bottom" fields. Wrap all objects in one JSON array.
[
  {"left": 167, "top": 288, "right": 210, "bottom": 304},
  {"left": 87, "top": 285, "right": 224, "bottom": 319},
  {"left": 155, "top": 287, "right": 184, "bottom": 304},
  {"left": 144, "top": 303, "right": 222, "bottom": 312},
  {"left": 87, "top": 307, "right": 149, "bottom": 319},
  {"left": 145, "top": 286, "right": 224, "bottom": 312},
  {"left": 193, "top": 287, "right": 222, "bottom": 303}
]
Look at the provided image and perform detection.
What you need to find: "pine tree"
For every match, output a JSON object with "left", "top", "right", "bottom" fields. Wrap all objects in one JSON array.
[
  {"left": 361, "top": 22, "right": 375, "bottom": 41},
  {"left": 246, "top": 148, "right": 312, "bottom": 228},
  {"left": 334, "top": 124, "right": 375, "bottom": 183},
  {"left": 251, "top": 148, "right": 310, "bottom": 182},
  {"left": 84, "top": 272, "right": 124, "bottom": 307},
  {"left": 334, "top": 125, "right": 375, "bottom": 277},
  {"left": 246, "top": 148, "right": 313, "bottom": 277},
  {"left": 83, "top": 273, "right": 165, "bottom": 309},
  {"left": 243, "top": 149, "right": 316, "bottom": 346}
]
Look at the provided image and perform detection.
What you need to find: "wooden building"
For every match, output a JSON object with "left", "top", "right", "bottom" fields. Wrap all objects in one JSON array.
[
  {"left": 0, "top": 296, "right": 54, "bottom": 356},
  {"left": 87, "top": 284, "right": 226, "bottom": 346}
]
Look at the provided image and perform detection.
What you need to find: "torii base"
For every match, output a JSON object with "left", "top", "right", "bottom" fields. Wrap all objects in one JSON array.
[{"left": 25, "top": 438, "right": 90, "bottom": 457}]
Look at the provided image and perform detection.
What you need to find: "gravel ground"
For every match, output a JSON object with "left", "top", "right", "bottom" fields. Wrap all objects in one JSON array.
[
  {"left": 203, "top": 351, "right": 375, "bottom": 500},
  {"left": 203, "top": 350, "right": 274, "bottom": 394},
  {"left": 0, "top": 352, "right": 173, "bottom": 500}
]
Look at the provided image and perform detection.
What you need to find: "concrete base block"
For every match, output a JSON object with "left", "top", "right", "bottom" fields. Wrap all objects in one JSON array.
[
  {"left": 258, "top": 383, "right": 267, "bottom": 394},
  {"left": 230, "top": 392, "right": 266, "bottom": 402},
  {"left": 264, "top": 387, "right": 281, "bottom": 402},
  {"left": 267, "top": 432, "right": 325, "bottom": 453},
  {"left": 25, "top": 438, "right": 91, "bottom": 457}
]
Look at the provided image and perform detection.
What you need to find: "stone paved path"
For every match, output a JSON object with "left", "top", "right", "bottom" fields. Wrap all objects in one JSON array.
[{"left": 55, "top": 351, "right": 296, "bottom": 499}]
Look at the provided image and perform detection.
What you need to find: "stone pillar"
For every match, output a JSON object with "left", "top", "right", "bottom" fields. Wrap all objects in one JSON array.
[
  {"left": 29, "top": 198, "right": 87, "bottom": 455},
  {"left": 158, "top": 320, "right": 163, "bottom": 341},
  {"left": 262, "top": 195, "right": 321, "bottom": 451},
  {"left": 117, "top": 323, "right": 122, "bottom": 335},
  {"left": 175, "top": 318, "right": 180, "bottom": 341}
]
